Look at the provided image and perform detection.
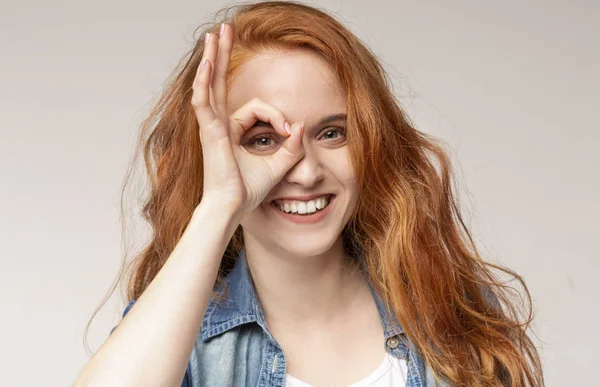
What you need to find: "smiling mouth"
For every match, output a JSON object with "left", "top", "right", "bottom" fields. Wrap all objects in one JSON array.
[{"left": 270, "top": 194, "right": 335, "bottom": 216}]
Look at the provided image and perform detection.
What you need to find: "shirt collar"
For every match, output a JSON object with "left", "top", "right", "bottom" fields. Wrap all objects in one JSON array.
[{"left": 201, "top": 245, "right": 404, "bottom": 342}]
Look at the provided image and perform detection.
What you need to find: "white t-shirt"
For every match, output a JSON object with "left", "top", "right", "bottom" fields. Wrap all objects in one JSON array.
[{"left": 284, "top": 353, "right": 408, "bottom": 387}]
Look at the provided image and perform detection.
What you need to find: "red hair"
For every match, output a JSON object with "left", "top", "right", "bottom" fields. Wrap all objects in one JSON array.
[{"left": 85, "top": 2, "right": 544, "bottom": 385}]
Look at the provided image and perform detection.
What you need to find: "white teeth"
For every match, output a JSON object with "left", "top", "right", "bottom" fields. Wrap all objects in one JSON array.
[
  {"left": 316, "top": 198, "right": 324, "bottom": 210},
  {"left": 274, "top": 195, "right": 332, "bottom": 215},
  {"left": 297, "top": 202, "right": 307, "bottom": 214}
]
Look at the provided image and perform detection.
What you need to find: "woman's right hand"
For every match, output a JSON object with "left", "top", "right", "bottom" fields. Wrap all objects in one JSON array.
[{"left": 191, "top": 24, "right": 305, "bottom": 218}]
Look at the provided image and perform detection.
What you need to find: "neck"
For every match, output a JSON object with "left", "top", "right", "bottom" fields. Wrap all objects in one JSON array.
[{"left": 243, "top": 234, "right": 367, "bottom": 328}]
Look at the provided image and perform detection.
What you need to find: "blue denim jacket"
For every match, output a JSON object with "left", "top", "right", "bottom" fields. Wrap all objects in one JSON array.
[{"left": 114, "top": 246, "right": 448, "bottom": 386}]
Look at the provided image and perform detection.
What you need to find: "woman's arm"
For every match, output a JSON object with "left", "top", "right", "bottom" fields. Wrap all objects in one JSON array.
[
  {"left": 73, "top": 200, "right": 242, "bottom": 387},
  {"left": 74, "top": 23, "right": 304, "bottom": 387}
]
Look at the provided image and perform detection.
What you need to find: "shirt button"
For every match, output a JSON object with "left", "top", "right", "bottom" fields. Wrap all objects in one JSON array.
[{"left": 386, "top": 336, "right": 399, "bottom": 349}]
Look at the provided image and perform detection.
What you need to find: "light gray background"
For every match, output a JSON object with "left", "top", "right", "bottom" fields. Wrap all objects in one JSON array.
[{"left": 1, "top": 0, "right": 598, "bottom": 386}]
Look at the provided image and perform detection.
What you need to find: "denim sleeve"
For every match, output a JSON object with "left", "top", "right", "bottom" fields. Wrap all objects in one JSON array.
[
  {"left": 109, "top": 299, "right": 137, "bottom": 335},
  {"left": 109, "top": 299, "right": 193, "bottom": 387}
]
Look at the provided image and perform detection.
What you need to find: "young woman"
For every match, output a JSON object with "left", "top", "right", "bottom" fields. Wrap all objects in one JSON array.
[{"left": 75, "top": 2, "right": 544, "bottom": 386}]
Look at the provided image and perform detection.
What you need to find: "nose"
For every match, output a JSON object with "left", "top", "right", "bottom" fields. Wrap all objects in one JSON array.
[{"left": 283, "top": 146, "right": 324, "bottom": 187}]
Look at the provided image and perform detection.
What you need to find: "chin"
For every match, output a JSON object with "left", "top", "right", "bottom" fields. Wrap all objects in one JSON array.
[{"left": 273, "top": 233, "right": 340, "bottom": 258}]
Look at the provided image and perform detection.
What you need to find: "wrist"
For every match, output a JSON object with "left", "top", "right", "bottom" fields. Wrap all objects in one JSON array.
[{"left": 193, "top": 197, "right": 244, "bottom": 229}]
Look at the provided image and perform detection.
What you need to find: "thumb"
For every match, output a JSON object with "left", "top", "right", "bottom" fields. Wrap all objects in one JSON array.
[{"left": 266, "top": 121, "right": 305, "bottom": 179}]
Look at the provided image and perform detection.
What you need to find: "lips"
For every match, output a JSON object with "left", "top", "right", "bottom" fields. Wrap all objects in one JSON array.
[
  {"left": 272, "top": 194, "right": 333, "bottom": 214},
  {"left": 269, "top": 194, "right": 336, "bottom": 224}
]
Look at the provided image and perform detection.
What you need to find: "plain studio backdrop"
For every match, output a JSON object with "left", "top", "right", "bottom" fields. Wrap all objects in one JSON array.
[{"left": 1, "top": 0, "right": 598, "bottom": 386}]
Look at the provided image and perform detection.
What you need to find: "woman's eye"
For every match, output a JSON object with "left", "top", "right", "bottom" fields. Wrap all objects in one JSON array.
[
  {"left": 245, "top": 134, "right": 279, "bottom": 151},
  {"left": 321, "top": 127, "right": 346, "bottom": 142}
]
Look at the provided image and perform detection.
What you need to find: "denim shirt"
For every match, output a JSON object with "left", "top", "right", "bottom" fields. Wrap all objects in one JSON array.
[{"left": 114, "top": 246, "right": 449, "bottom": 387}]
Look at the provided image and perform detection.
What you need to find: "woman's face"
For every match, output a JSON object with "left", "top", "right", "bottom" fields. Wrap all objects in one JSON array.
[{"left": 227, "top": 49, "right": 359, "bottom": 256}]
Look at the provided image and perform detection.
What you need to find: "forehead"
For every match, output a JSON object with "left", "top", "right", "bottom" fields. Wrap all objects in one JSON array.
[{"left": 227, "top": 49, "right": 346, "bottom": 123}]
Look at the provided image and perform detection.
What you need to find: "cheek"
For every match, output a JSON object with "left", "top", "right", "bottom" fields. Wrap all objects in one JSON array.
[
  {"left": 325, "top": 149, "right": 356, "bottom": 187},
  {"left": 238, "top": 207, "right": 265, "bottom": 234},
  {"left": 334, "top": 150, "right": 359, "bottom": 205}
]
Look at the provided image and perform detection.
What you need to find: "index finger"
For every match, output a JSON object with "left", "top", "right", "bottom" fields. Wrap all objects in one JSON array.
[{"left": 229, "top": 99, "right": 291, "bottom": 145}]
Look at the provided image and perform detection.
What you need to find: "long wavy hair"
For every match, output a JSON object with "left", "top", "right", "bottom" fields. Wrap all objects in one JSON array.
[{"left": 85, "top": 1, "right": 544, "bottom": 386}]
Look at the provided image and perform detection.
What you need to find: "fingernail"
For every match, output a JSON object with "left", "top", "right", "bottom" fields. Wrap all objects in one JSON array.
[
  {"left": 205, "top": 33, "right": 211, "bottom": 45},
  {"left": 200, "top": 58, "right": 207, "bottom": 70},
  {"left": 220, "top": 23, "right": 225, "bottom": 36},
  {"left": 285, "top": 122, "right": 291, "bottom": 135}
]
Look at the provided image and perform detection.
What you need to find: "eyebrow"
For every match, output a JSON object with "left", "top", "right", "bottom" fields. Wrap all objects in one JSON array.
[
  {"left": 250, "top": 113, "right": 347, "bottom": 130},
  {"left": 318, "top": 113, "right": 347, "bottom": 125}
]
